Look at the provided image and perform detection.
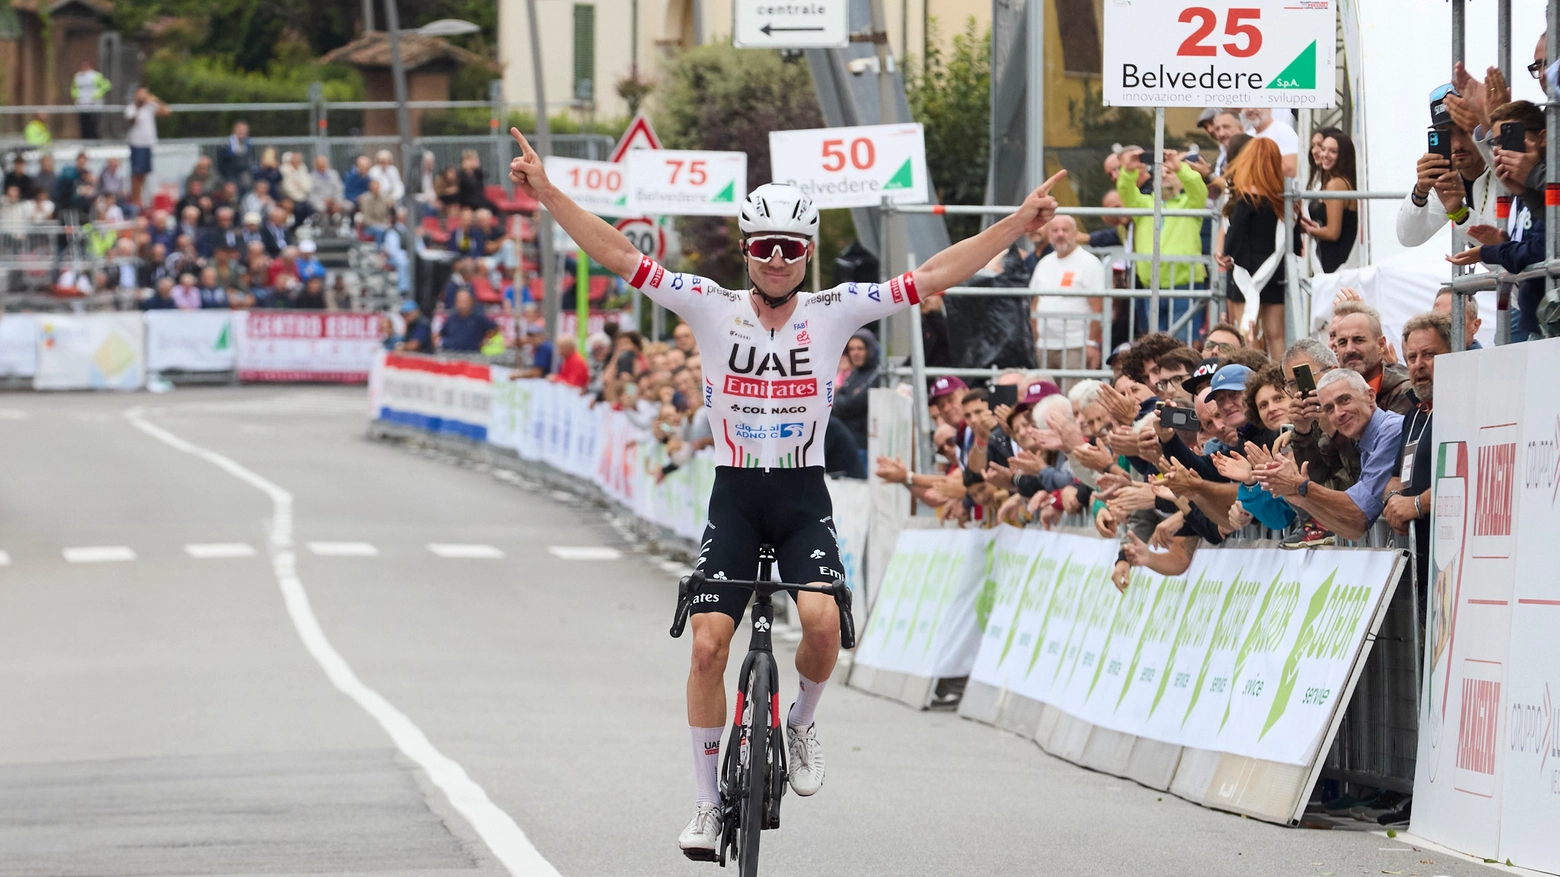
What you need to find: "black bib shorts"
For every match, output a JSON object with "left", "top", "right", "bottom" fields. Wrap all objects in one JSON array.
[{"left": 691, "top": 466, "right": 845, "bottom": 626}]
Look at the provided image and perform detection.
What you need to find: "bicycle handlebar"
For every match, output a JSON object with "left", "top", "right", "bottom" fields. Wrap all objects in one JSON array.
[{"left": 669, "top": 570, "right": 856, "bottom": 650}]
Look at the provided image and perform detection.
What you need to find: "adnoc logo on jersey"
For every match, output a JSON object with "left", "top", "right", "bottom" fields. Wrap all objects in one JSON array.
[
  {"left": 733, "top": 422, "right": 806, "bottom": 439},
  {"left": 1102, "top": 1, "right": 1335, "bottom": 108}
]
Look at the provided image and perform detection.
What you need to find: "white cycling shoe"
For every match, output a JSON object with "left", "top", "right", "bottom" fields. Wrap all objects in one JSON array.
[
  {"left": 678, "top": 801, "right": 721, "bottom": 860},
  {"left": 785, "top": 719, "right": 826, "bottom": 796}
]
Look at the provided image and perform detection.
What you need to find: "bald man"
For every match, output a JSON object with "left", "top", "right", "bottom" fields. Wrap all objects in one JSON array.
[{"left": 1029, "top": 216, "right": 1105, "bottom": 370}]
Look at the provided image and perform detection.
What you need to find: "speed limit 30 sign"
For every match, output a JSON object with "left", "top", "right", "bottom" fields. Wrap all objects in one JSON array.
[
  {"left": 1103, "top": 1, "right": 1335, "bottom": 108},
  {"left": 615, "top": 216, "right": 667, "bottom": 264}
]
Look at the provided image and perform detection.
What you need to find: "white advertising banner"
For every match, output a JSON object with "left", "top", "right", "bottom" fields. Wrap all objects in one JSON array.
[
  {"left": 235, "top": 311, "right": 382, "bottom": 383},
  {"left": 826, "top": 478, "right": 871, "bottom": 598},
  {"left": 1102, "top": 0, "right": 1337, "bottom": 108},
  {"left": 32, "top": 313, "right": 145, "bottom": 391},
  {"left": 144, "top": 309, "right": 236, "bottom": 373},
  {"left": 951, "top": 529, "right": 1402, "bottom": 766},
  {"left": 544, "top": 156, "right": 628, "bottom": 217},
  {"left": 1413, "top": 339, "right": 1560, "bottom": 875},
  {"left": 625, "top": 149, "right": 747, "bottom": 217},
  {"left": 375, "top": 353, "right": 492, "bottom": 442},
  {"left": 768, "top": 124, "right": 930, "bottom": 209},
  {"left": 852, "top": 528, "right": 990, "bottom": 681},
  {"left": 0, "top": 313, "right": 38, "bottom": 377},
  {"left": 866, "top": 388, "right": 913, "bottom": 610}
]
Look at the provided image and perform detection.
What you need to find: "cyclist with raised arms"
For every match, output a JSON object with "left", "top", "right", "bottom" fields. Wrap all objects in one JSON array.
[{"left": 507, "top": 128, "right": 1065, "bottom": 858}]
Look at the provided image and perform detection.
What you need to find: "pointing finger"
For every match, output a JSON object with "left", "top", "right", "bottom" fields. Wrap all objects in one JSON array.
[
  {"left": 1033, "top": 169, "right": 1068, "bottom": 198},
  {"left": 510, "top": 127, "right": 537, "bottom": 159}
]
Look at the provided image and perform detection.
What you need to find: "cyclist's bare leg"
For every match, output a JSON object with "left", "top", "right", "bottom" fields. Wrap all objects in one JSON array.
[
  {"left": 793, "top": 587, "right": 841, "bottom": 691},
  {"left": 687, "top": 612, "right": 737, "bottom": 726}
]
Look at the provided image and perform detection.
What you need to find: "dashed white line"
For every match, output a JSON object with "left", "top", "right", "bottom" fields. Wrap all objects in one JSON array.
[
  {"left": 185, "top": 543, "right": 258, "bottom": 559},
  {"left": 126, "top": 407, "right": 561, "bottom": 877},
  {"left": 428, "top": 543, "right": 505, "bottom": 559},
  {"left": 63, "top": 546, "right": 137, "bottom": 563},
  {"left": 548, "top": 546, "right": 622, "bottom": 561},
  {"left": 306, "top": 541, "right": 380, "bottom": 557},
  {"left": 0, "top": 409, "right": 28, "bottom": 420},
  {"left": 0, "top": 550, "right": 10, "bottom": 566}
]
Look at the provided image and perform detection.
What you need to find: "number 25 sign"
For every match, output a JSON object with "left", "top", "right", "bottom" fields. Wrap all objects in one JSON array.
[{"left": 1102, "top": 0, "right": 1335, "bottom": 109}]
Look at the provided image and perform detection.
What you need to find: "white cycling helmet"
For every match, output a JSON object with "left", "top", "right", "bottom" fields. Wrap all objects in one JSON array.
[{"left": 739, "top": 183, "right": 819, "bottom": 240}]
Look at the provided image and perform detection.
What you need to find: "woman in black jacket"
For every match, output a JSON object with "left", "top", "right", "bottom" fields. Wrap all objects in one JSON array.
[{"left": 832, "top": 328, "right": 879, "bottom": 460}]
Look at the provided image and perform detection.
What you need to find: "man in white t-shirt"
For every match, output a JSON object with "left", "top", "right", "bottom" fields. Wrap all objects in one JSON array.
[
  {"left": 1243, "top": 107, "right": 1299, "bottom": 178},
  {"left": 1029, "top": 215, "right": 1104, "bottom": 370},
  {"left": 123, "top": 87, "right": 169, "bottom": 207}
]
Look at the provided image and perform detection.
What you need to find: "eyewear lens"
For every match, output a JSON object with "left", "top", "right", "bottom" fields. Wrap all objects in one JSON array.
[
  {"left": 747, "top": 236, "right": 809, "bottom": 263},
  {"left": 1529, "top": 59, "right": 1546, "bottom": 79}
]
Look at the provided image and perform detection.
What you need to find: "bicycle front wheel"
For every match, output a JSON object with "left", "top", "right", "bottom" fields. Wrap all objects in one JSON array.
[{"left": 737, "top": 659, "right": 772, "bottom": 877}]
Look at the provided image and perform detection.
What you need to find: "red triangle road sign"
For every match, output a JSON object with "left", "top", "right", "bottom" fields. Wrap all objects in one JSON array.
[{"left": 609, "top": 113, "right": 662, "bottom": 163}]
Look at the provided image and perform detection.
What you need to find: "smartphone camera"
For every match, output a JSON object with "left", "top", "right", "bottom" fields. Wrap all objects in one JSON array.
[{"left": 1428, "top": 127, "right": 1453, "bottom": 161}]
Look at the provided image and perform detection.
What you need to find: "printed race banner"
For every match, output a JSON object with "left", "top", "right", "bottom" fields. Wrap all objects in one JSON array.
[
  {"left": 852, "top": 528, "right": 991, "bottom": 681},
  {"left": 33, "top": 313, "right": 145, "bottom": 391},
  {"left": 235, "top": 311, "right": 382, "bottom": 382},
  {"left": 0, "top": 313, "right": 38, "bottom": 377},
  {"left": 144, "top": 310, "right": 236, "bottom": 373},
  {"left": 1414, "top": 339, "right": 1560, "bottom": 875},
  {"left": 376, "top": 353, "right": 493, "bottom": 441},
  {"left": 946, "top": 529, "right": 1401, "bottom": 767}
]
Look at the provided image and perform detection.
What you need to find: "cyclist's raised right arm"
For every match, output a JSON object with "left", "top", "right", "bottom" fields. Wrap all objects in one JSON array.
[{"left": 508, "top": 128, "right": 643, "bottom": 282}]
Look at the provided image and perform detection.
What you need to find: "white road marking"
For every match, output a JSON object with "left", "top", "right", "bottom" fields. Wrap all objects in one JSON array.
[
  {"left": 428, "top": 543, "right": 505, "bottom": 559},
  {"left": 0, "top": 550, "right": 10, "bottom": 565},
  {"left": 0, "top": 409, "right": 28, "bottom": 420},
  {"left": 306, "top": 541, "right": 380, "bottom": 557},
  {"left": 125, "top": 408, "right": 561, "bottom": 877},
  {"left": 548, "top": 546, "right": 622, "bottom": 561},
  {"left": 185, "top": 543, "right": 258, "bottom": 559},
  {"left": 63, "top": 546, "right": 137, "bottom": 563}
]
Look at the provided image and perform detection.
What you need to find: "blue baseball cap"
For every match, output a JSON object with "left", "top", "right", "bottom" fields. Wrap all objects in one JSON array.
[
  {"left": 1207, "top": 364, "right": 1253, "bottom": 395},
  {"left": 399, "top": 300, "right": 417, "bottom": 314}
]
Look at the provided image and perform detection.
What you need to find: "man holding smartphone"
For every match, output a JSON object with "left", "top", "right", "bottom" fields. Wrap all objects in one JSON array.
[{"left": 1397, "top": 114, "right": 1493, "bottom": 248}]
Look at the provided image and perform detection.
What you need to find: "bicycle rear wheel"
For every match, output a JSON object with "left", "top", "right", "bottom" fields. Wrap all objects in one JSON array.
[{"left": 737, "top": 659, "right": 772, "bottom": 877}]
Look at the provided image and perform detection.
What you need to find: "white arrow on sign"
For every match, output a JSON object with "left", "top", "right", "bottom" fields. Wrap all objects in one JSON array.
[{"left": 732, "top": 0, "right": 849, "bottom": 49}]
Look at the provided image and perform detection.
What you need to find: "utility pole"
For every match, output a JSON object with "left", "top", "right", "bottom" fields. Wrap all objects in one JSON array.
[{"left": 527, "top": 0, "right": 561, "bottom": 347}]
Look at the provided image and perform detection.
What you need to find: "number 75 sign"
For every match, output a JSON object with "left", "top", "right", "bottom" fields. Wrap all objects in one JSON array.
[{"left": 1103, "top": 0, "right": 1335, "bottom": 108}]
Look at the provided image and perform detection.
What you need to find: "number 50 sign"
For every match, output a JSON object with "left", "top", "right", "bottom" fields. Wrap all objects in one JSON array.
[
  {"left": 1103, "top": 0, "right": 1335, "bottom": 108},
  {"left": 768, "top": 124, "right": 930, "bottom": 210}
]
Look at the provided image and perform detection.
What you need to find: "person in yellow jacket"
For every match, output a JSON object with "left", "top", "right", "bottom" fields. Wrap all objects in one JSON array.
[
  {"left": 1116, "top": 146, "right": 1209, "bottom": 337},
  {"left": 23, "top": 113, "right": 51, "bottom": 147},
  {"left": 71, "top": 61, "right": 112, "bottom": 140}
]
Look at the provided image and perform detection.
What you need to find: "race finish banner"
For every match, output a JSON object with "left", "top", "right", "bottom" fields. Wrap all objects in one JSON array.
[
  {"left": 1103, "top": 0, "right": 1336, "bottom": 108},
  {"left": 769, "top": 124, "right": 930, "bottom": 210},
  {"left": 854, "top": 525, "right": 1404, "bottom": 824},
  {"left": 625, "top": 149, "right": 747, "bottom": 217}
]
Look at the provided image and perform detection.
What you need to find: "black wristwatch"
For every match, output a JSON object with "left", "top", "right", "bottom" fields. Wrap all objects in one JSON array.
[{"left": 1297, "top": 478, "right": 1311, "bottom": 498}]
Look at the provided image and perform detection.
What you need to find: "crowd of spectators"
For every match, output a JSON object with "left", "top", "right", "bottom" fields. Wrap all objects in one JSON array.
[{"left": 874, "top": 288, "right": 1449, "bottom": 593}]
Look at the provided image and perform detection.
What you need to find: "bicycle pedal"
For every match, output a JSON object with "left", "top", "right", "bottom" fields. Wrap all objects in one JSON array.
[{"left": 681, "top": 847, "right": 719, "bottom": 863}]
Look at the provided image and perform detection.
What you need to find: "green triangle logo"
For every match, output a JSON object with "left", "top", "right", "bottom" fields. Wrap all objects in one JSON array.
[
  {"left": 710, "top": 180, "right": 736, "bottom": 203},
  {"left": 1267, "top": 40, "right": 1316, "bottom": 90},
  {"left": 883, "top": 158, "right": 914, "bottom": 190},
  {"left": 613, "top": 194, "right": 626, "bottom": 206},
  {"left": 214, "top": 322, "right": 231, "bottom": 351}
]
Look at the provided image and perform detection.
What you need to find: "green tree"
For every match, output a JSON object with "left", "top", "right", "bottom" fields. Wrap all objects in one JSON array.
[
  {"left": 905, "top": 18, "right": 990, "bottom": 242},
  {"left": 652, "top": 39, "right": 823, "bottom": 287}
]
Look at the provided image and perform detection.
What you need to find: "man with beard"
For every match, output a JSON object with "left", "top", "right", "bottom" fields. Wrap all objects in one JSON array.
[{"left": 1329, "top": 301, "right": 1414, "bottom": 415}]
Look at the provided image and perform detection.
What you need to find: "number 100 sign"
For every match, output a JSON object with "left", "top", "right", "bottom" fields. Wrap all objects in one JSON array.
[
  {"left": 768, "top": 123, "right": 930, "bottom": 210},
  {"left": 1102, "top": 0, "right": 1335, "bottom": 108}
]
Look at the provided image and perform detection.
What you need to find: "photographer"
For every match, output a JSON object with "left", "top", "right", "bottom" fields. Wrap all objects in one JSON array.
[{"left": 1398, "top": 95, "right": 1494, "bottom": 248}]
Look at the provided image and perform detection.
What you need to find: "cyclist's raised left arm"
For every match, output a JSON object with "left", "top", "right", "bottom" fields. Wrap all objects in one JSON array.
[
  {"left": 910, "top": 170, "right": 1067, "bottom": 296},
  {"left": 508, "top": 128, "right": 643, "bottom": 281}
]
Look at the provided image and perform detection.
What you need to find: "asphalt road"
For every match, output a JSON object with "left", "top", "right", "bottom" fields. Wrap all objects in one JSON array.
[{"left": 0, "top": 386, "right": 1509, "bottom": 877}]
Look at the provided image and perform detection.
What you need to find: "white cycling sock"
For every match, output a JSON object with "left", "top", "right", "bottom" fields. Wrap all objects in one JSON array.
[
  {"left": 691, "top": 726, "right": 723, "bottom": 805},
  {"left": 788, "top": 675, "right": 826, "bottom": 728}
]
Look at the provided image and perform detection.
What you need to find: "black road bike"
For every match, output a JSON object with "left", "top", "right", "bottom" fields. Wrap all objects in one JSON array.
[{"left": 669, "top": 546, "right": 856, "bottom": 876}]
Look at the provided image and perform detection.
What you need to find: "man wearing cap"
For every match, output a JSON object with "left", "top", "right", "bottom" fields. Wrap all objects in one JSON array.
[
  {"left": 396, "top": 301, "right": 432, "bottom": 353},
  {"left": 928, "top": 375, "right": 971, "bottom": 460},
  {"left": 296, "top": 239, "right": 326, "bottom": 285},
  {"left": 1254, "top": 368, "right": 1404, "bottom": 541}
]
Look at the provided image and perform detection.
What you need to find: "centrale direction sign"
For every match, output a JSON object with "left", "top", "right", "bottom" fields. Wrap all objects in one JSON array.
[{"left": 733, "top": 0, "right": 849, "bottom": 49}]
